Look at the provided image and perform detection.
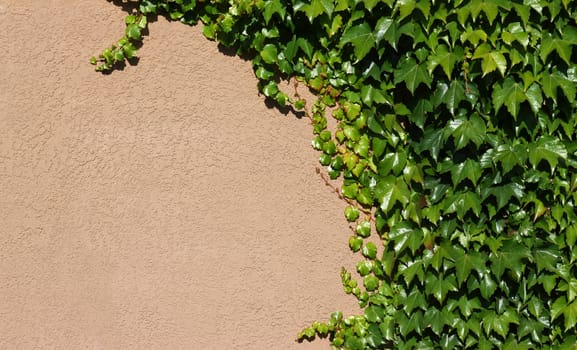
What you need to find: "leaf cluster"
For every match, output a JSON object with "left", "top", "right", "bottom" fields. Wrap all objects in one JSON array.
[
  {"left": 91, "top": 10, "right": 147, "bottom": 71},
  {"left": 94, "top": 0, "right": 577, "bottom": 348}
]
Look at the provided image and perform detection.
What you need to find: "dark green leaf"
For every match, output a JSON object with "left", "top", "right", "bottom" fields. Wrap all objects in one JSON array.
[
  {"left": 472, "top": 43, "right": 507, "bottom": 76},
  {"left": 540, "top": 69, "right": 576, "bottom": 104},
  {"left": 340, "top": 23, "right": 375, "bottom": 61},
  {"left": 388, "top": 222, "right": 423, "bottom": 255},
  {"left": 451, "top": 159, "right": 482, "bottom": 187},
  {"left": 492, "top": 77, "right": 526, "bottom": 118},
  {"left": 528, "top": 136, "right": 567, "bottom": 170},
  {"left": 394, "top": 57, "right": 432, "bottom": 94},
  {"left": 425, "top": 273, "right": 458, "bottom": 304},
  {"left": 416, "top": 128, "right": 444, "bottom": 161},
  {"left": 540, "top": 29, "right": 577, "bottom": 65},
  {"left": 374, "top": 175, "right": 411, "bottom": 213},
  {"left": 453, "top": 249, "right": 486, "bottom": 286},
  {"left": 489, "top": 182, "right": 524, "bottom": 211},
  {"left": 427, "top": 44, "right": 463, "bottom": 79}
]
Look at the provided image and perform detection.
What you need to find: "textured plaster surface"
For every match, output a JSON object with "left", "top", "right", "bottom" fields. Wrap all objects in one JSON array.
[{"left": 0, "top": 1, "right": 361, "bottom": 349}]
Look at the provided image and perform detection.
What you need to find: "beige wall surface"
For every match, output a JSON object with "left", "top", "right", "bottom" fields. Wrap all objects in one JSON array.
[{"left": 0, "top": 1, "right": 361, "bottom": 349}]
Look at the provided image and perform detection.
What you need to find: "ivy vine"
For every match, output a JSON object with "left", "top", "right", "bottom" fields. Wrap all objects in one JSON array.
[{"left": 94, "top": 0, "right": 577, "bottom": 348}]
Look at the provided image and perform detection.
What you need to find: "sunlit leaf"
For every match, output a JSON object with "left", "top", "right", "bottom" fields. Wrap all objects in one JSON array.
[
  {"left": 472, "top": 43, "right": 507, "bottom": 76},
  {"left": 427, "top": 44, "right": 463, "bottom": 79},
  {"left": 340, "top": 23, "right": 375, "bottom": 61},
  {"left": 374, "top": 175, "right": 411, "bottom": 213}
]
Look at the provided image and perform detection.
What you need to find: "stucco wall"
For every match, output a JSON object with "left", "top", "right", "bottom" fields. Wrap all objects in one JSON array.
[{"left": 0, "top": 1, "right": 361, "bottom": 349}]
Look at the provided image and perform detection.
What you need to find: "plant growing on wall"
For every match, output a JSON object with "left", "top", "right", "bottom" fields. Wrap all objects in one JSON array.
[{"left": 95, "top": 0, "right": 577, "bottom": 348}]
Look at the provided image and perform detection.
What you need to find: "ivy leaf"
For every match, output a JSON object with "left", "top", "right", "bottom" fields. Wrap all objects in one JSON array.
[
  {"left": 401, "top": 288, "right": 426, "bottom": 314},
  {"left": 501, "top": 22, "right": 529, "bottom": 48},
  {"left": 540, "top": 29, "right": 577, "bottom": 65},
  {"left": 340, "top": 23, "right": 375, "bottom": 61},
  {"left": 361, "top": 85, "right": 388, "bottom": 107},
  {"left": 356, "top": 220, "right": 371, "bottom": 238},
  {"left": 410, "top": 99, "right": 432, "bottom": 130},
  {"left": 388, "top": 222, "right": 423, "bottom": 255},
  {"left": 364, "top": 275, "right": 380, "bottom": 291},
  {"left": 552, "top": 296, "right": 567, "bottom": 322},
  {"left": 415, "top": 127, "right": 444, "bottom": 161},
  {"left": 567, "top": 224, "right": 577, "bottom": 248},
  {"left": 540, "top": 69, "right": 576, "bottom": 104},
  {"left": 425, "top": 273, "right": 458, "bottom": 304},
  {"left": 366, "top": 325, "right": 384, "bottom": 348},
  {"left": 297, "top": 38, "right": 314, "bottom": 60},
  {"left": 534, "top": 246, "right": 561, "bottom": 273},
  {"left": 399, "top": 260, "right": 425, "bottom": 285},
  {"left": 480, "top": 273, "right": 498, "bottom": 300},
  {"left": 493, "top": 143, "right": 527, "bottom": 174},
  {"left": 362, "top": 242, "right": 378, "bottom": 259},
  {"left": 469, "top": 0, "right": 499, "bottom": 24},
  {"left": 395, "top": 0, "right": 416, "bottom": 20},
  {"left": 489, "top": 239, "right": 531, "bottom": 280},
  {"left": 378, "top": 151, "right": 407, "bottom": 176},
  {"left": 425, "top": 307, "right": 451, "bottom": 336},
  {"left": 263, "top": 0, "right": 286, "bottom": 24},
  {"left": 299, "top": 0, "right": 334, "bottom": 22},
  {"left": 528, "top": 136, "right": 567, "bottom": 170},
  {"left": 445, "top": 191, "right": 482, "bottom": 219},
  {"left": 451, "top": 159, "right": 482, "bottom": 187},
  {"left": 493, "top": 310, "right": 520, "bottom": 339},
  {"left": 525, "top": 83, "right": 543, "bottom": 114},
  {"left": 374, "top": 175, "right": 411, "bottom": 213},
  {"left": 433, "top": 80, "right": 466, "bottom": 116},
  {"left": 451, "top": 248, "right": 486, "bottom": 286},
  {"left": 445, "top": 113, "right": 486, "bottom": 150},
  {"left": 524, "top": 0, "right": 544, "bottom": 14},
  {"left": 461, "top": 26, "right": 488, "bottom": 46},
  {"left": 125, "top": 23, "right": 142, "bottom": 40},
  {"left": 563, "top": 301, "right": 577, "bottom": 331},
  {"left": 374, "top": 17, "right": 408, "bottom": 50},
  {"left": 262, "top": 80, "right": 279, "bottom": 97},
  {"left": 427, "top": 44, "right": 463, "bottom": 79},
  {"left": 325, "top": 14, "right": 343, "bottom": 38},
  {"left": 492, "top": 77, "right": 526, "bottom": 119},
  {"left": 489, "top": 182, "right": 524, "bottom": 212},
  {"left": 349, "top": 236, "right": 363, "bottom": 252},
  {"left": 260, "top": 44, "right": 278, "bottom": 64},
  {"left": 357, "top": 260, "right": 373, "bottom": 276},
  {"left": 430, "top": 242, "right": 453, "bottom": 272},
  {"left": 394, "top": 57, "right": 432, "bottom": 94},
  {"left": 472, "top": 43, "right": 507, "bottom": 76},
  {"left": 457, "top": 295, "right": 482, "bottom": 318}
]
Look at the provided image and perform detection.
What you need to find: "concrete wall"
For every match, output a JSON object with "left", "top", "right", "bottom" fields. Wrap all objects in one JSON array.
[{"left": 0, "top": 1, "right": 360, "bottom": 349}]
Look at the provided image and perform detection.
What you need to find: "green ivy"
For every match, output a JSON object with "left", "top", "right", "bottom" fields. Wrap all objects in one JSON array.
[{"left": 95, "top": 0, "right": 577, "bottom": 348}]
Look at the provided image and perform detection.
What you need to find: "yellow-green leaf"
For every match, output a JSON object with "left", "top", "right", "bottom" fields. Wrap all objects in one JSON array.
[{"left": 472, "top": 43, "right": 507, "bottom": 77}]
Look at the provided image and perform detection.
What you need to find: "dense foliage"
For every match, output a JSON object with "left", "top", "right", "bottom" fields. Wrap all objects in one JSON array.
[{"left": 95, "top": 0, "right": 577, "bottom": 348}]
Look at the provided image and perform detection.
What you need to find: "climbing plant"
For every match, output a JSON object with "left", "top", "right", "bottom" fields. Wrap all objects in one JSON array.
[{"left": 94, "top": 0, "right": 577, "bottom": 348}]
